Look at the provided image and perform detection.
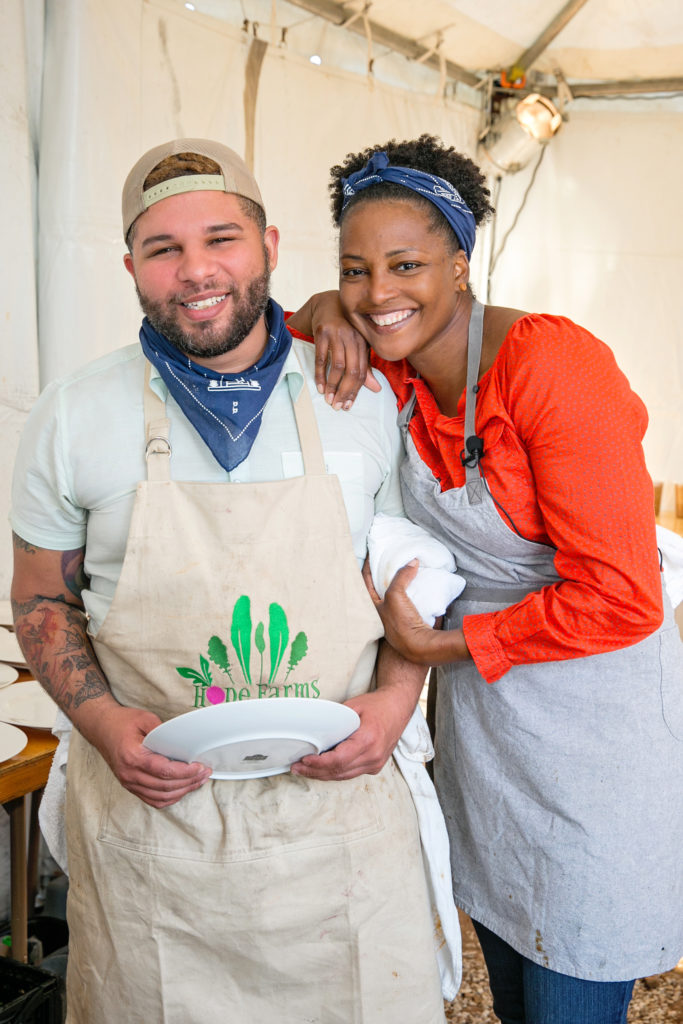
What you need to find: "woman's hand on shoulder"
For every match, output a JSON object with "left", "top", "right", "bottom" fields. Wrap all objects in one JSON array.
[{"left": 288, "top": 290, "right": 381, "bottom": 408}]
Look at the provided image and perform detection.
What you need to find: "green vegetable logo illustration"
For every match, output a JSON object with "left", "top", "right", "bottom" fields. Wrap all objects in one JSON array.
[
  {"left": 177, "top": 596, "right": 311, "bottom": 705},
  {"left": 254, "top": 621, "right": 265, "bottom": 683},
  {"left": 267, "top": 602, "right": 288, "bottom": 685},
  {"left": 231, "top": 595, "right": 252, "bottom": 685},
  {"left": 284, "top": 631, "right": 308, "bottom": 683},
  {"left": 176, "top": 654, "right": 214, "bottom": 690}
]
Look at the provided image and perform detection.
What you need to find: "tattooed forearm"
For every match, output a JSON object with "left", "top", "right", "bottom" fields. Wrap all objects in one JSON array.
[
  {"left": 13, "top": 599, "right": 86, "bottom": 663},
  {"left": 12, "top": 593, "right": 72, "bottom": 619},
  {"left": 12, "top": 595, "right": 110, "bottom": 717},
  {"left": 12, "top": 542, "right": 116, "bottom": 726}
]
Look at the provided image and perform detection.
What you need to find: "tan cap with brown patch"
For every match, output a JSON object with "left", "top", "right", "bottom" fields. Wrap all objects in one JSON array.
[{"left": 122, "top": 138, "right": 263, "bottom": 239}]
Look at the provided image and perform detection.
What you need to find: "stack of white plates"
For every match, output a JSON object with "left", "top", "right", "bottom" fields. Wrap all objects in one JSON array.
[
  {"left": 0, "top": 664, "right": 19, "bottom": 688},
  {"left": 0, "top": 721, "right": 28, "bottom": 764},
  {"left": 0, "top": 679, "right": 58, "bottom": 730},
  {"left": 0, "top": 626, "right": 26, "bottom": 668}
]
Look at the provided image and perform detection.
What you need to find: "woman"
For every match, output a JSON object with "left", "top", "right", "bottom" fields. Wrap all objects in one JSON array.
[{"left": 288, "top": 134, "right": 683, "bottom": 1024}]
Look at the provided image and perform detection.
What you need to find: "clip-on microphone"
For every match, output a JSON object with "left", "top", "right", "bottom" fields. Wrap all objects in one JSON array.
[{"left": 460, "top": 435, "right": 485, "bottom": 468}]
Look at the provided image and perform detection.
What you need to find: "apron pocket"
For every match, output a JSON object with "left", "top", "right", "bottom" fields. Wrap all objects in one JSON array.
[{"left": 97, "top": 766, "right": 388, "bottom": 863}]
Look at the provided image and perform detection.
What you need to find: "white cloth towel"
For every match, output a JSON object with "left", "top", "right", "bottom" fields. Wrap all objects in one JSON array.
[
  {"left": 657, "top": 525, "right": 683, "bottom": 608},
  {"left": 393, "top": 705, "right": 462, "bottom": 1000},
  {"left": 38, "top": 708, "right": 72, "bottom": 873},
  {"left": 367, "top": 513, "right": 463, "bottom": 998},
  {"left": 367, "top": 513, "right": 466, "bottom": 625}
]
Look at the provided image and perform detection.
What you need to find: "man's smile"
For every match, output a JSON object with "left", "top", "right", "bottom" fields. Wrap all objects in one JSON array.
[{"left": 181, "top": 294, "right": 228, "bottom": 310}]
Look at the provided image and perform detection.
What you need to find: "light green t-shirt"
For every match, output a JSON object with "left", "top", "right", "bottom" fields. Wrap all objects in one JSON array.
[{"left": 11, "top": 338, "right": 404, "bottom": 634}]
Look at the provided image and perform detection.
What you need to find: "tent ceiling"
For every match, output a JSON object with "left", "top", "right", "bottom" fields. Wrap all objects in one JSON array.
[{"left": 284, "top": 0, "right": 683, "bottom": 96}]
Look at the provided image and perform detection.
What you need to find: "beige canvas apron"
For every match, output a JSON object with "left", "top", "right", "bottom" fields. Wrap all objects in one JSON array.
[{"left": 65, "top": 361, "right": 444, "bottom": 1024}]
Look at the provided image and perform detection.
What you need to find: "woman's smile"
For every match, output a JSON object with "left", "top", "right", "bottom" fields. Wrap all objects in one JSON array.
[{"left": 365, "top": 307, "right": 417, "bottom": 330}]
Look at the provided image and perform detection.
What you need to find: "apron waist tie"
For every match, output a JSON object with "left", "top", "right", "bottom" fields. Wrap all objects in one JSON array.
[{"left": 461, "top": 585, "right": 542, "bottom": 603}]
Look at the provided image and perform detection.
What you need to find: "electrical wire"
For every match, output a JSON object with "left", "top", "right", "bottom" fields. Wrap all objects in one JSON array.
[{"left": 488, "top": 143, "right": 546, "bottom": 279}]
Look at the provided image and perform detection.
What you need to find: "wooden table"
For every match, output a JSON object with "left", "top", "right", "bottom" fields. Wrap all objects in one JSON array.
[
  {"left": 656, "top": 511, "right": 683, "bottom": 538},
  {"left": 0, "top": 724, "right": 57, "bottom": 962}
]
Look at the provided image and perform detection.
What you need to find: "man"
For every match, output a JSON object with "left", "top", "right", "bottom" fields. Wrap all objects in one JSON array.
[{"left": 10, "top": 140, "right": 445, "bottom": 1022}]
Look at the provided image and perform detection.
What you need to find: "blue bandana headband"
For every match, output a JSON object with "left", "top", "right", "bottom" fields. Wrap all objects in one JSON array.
[{"left": 341, "top": 151, "right": 477, "bottom": 260}]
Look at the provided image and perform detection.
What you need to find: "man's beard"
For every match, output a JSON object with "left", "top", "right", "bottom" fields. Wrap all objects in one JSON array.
[{"left": 136, "top": 265, "right": 271, "bottom": 360}]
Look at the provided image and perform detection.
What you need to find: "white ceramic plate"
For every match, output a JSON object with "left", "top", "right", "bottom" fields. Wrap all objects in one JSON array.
[
  {"left": 0, "top": 680, "right": 58, "bottom": 730},
  {"left": 0, "top": 627, "right": 26, "bottom": 668},
  {"left": 0, "top": 664, "right": 19, "bottom": 688},
  {"left": 0, "top": 721, "right": 28, "bottom": 764},
  {"left": 0, "top": 601, "right": 12, "bottom": 627},
  {"left": 143, "top": 697, "right": 361, "bottom": 779}
]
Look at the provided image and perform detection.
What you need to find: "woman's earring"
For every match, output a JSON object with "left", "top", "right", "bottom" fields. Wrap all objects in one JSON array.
[{"left": 459, "top": 282, "right": 468, "bottom": 292}]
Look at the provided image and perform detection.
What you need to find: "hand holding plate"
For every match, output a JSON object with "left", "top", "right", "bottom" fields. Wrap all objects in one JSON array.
[
  {"left": 85, "top": 702, "right": 211, "bottom": 808},
  {"left": 290, "top": 686, "right": 413, "bottom": 781}
]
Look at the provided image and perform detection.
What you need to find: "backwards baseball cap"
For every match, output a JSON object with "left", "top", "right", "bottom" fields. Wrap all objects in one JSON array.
[{"left": 121, "top": 137, "right": 264, "bottom": 239}]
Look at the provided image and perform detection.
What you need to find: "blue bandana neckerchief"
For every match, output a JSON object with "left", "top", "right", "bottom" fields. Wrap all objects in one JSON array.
[
  {"left": 139, "top": 299, "right": 292, "bottom": 472},
  {"left": 341, "top": 151, "right": 477, "bottom": 260}
]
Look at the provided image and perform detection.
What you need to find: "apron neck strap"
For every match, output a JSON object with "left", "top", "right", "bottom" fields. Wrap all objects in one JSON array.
[
  {"left": 144, "top": 361, "right": 171, "bottom": 482},
  {"left": 142, "top": 354, "right": 327, "bottom": 480},
  {"left": 290, "top": 354, "right": 327, "bottom": 475},
  {"left": 463, "top": 300, "right": 485, "bottom": 502},
  {"left": 397, "top": 300, "right": 486, "bottom": 504}
]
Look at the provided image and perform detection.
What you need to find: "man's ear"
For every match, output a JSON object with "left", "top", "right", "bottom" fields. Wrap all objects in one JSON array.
[
  {"left": 264, "top": 225, "right": 280, "bottom": 273},
  {"left": 123, "top": 252, "right": 136, "bottom": 279}
]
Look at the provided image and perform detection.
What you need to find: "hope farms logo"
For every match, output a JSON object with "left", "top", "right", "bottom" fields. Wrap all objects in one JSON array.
[{"left": 177, "top": 595, "right": 319, "bottom": 707}]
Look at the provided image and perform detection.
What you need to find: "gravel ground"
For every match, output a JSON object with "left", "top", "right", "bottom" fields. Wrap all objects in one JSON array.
[{"left": 444, "top": 913, "right": 683, "bottom": 1023}]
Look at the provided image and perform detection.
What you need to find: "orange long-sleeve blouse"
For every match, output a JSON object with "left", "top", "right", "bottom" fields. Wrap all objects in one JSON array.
[{"left": 370, "top": 313, "right": 663, "bottom": 682}]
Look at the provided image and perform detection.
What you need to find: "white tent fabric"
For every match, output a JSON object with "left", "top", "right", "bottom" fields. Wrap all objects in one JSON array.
[
  {"left": 1, "top": 0, "right": 41, "bottom": 599},
  {"left": 488, "top": 104, "right": 683, "bottom": 489},
  {"left": 1, "top": 0, "right": 683, "bottom": 600},
  {"left": 324, "top": 0, "right": 683, "bottom": 83},
  {"left": 195, "top": 0, "right": 683, "bottom": 88}
]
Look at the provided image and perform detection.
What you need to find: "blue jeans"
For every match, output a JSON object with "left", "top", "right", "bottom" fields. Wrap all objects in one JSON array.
[{"left": 472, "top": 920, "right": 635, "bottom": 1024}]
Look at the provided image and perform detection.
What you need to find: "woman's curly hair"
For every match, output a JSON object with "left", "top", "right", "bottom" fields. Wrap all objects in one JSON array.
[{"left": 329, "top": 133, "right": 494, "bottom": 251}]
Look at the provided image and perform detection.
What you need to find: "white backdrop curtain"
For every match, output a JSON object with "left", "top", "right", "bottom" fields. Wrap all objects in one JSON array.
[{"left": 0, "top": 0, "right": 42, "bottom": 602}]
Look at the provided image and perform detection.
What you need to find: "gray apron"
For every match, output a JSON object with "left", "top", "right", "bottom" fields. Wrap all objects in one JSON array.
[{"left": 398, "top": 301, "right": 683, "bottom": 981}]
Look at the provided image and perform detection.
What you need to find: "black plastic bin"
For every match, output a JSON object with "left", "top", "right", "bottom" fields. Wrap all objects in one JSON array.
[{"left": 0, "top": 959, "right": 64, "bottom": 1023}]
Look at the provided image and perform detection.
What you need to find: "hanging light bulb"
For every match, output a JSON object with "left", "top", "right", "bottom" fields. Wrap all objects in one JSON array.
[
  {"left": 515, "top": 93, "right": 563, "bottom": 142},
  {"left": 479, "top": 93, "right": 563, "bottom": 174}
]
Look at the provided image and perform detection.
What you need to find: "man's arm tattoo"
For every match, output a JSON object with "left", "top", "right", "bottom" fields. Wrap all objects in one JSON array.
[
  {"left": 73, "top": 669, "right": 108, "bottom": 709},
  {"left": 12, "top": 532, "right": 37, "bottom": 554},
  {"left": 12, "top": 596, "right": 108, "bottom": 712},
  {"left": 61, "top": 548, "right": 89, "bottom": 600}
]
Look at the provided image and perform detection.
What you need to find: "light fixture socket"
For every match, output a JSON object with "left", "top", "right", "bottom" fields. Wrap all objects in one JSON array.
[{"left": 479, "top": 93, "right": 563, "bottom": 174}]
